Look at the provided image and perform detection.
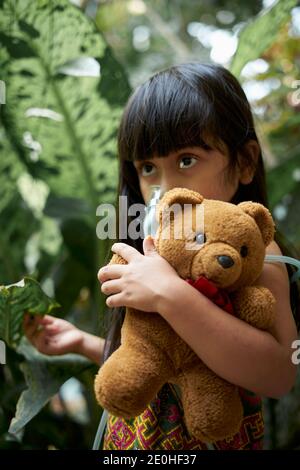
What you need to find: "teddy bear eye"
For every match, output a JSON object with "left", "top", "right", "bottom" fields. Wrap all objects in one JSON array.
[
  {"left": 194, "top": 232, "right": 206, "bottom": 244},
  {"left": 240, "top": 245, "right": 248, "bottom": 257}
]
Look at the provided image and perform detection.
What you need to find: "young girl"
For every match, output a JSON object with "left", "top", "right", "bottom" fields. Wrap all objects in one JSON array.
[{"left": 24, "top": 62, "right": 300, "bottom": 450}]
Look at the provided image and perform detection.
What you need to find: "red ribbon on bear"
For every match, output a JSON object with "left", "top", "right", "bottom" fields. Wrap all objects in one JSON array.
[{"left": 185, "top": 276, "right": 234, "bottom": 315}]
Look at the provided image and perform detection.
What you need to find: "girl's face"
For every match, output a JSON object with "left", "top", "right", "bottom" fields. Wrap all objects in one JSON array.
[{"left": 133, "top": 145, "right": 241, "bottom": 205}]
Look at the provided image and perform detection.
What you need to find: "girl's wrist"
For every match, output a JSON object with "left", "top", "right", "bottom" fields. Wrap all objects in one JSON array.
[
  {"left": 156, "top": 276, "right": 189, "bottom": 320},
  {"left": 74, "top": 331, "right": 105, "bottom": 365}
]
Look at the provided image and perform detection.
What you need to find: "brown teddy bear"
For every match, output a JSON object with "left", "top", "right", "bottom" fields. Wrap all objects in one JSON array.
[{"left": 94, "top": 187, "right": 276, "bottom": 442}]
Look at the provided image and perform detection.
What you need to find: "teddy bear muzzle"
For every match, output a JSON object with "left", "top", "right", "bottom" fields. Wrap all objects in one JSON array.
[{"left": 191, "top": 243, "right": 242, "bottom": 288}]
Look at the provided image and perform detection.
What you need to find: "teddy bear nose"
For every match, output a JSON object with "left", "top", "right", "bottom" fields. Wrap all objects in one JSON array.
[{"left": 217, "top": 255, "right": 234, "bottom": 268}]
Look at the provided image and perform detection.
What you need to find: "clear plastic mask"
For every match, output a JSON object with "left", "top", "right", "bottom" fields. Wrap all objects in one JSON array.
[{"left": 143, "top": 185, "right": 164, "bottom": 238}]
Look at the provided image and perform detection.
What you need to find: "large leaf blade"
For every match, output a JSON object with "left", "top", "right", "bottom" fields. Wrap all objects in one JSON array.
[
  {"left": 0, "top": 0, "right": 131, "bottom": 209},
  {"left": 8, "top": 338, "right": 95, "bottom": 437},
  {"left": 230, "top": 0, "right": 297, "bottom": 77},
  {"left": 0, "top": 277, "right": 59, "bottom": 349}
]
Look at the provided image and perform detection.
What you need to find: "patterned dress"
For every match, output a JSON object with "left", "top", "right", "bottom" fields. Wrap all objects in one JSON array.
[{"left": 102, "top": 383, "right": 264, "bottom": 450}]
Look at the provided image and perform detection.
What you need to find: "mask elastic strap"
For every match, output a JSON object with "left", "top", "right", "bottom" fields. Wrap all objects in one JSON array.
[{"left": 264, "top": 254, "right": 300, "bottom": 283}]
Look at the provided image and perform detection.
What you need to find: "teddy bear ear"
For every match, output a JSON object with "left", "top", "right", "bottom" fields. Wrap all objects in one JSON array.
[
  {"left": 237, "top": 201, "right": 276, "bottom": 247},
  {"left": 155, "top": 187, "right": 204, "bottom": 223}
]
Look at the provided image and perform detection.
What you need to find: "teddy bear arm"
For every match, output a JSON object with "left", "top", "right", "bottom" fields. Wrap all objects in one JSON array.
[
  {"left": 108, "top": 253, "right": 127, "bottom": 266},
  {"left": 231, "top": 286, "right": 276, "bottom": 330},
  {"left": 94, "top": 340, "right": 172, "bottom": 418}
]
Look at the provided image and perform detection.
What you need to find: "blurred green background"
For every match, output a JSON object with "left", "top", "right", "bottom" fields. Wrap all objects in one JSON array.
[{"left": 0, "top": 0, "right": 299, "bottom": 450}]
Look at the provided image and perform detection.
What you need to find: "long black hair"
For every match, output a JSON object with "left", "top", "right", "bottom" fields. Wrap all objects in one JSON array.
[{"left": 101, "top": 62, "right": 300, "bottom": 365}]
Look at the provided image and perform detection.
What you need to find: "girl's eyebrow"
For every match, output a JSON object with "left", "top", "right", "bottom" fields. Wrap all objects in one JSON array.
[{"left": 133, "top": 146, "right": 211, "bottom": 166}]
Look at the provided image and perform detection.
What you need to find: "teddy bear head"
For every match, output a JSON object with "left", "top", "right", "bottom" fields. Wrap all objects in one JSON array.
[{"left": 153, "top": 188, "right": 275, "bottom": 292}]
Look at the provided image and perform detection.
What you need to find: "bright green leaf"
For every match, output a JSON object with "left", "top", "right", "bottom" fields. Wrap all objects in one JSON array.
[
  {"left": 0, "top": 0, "right": 131, "bottom": 212},
  {"left": 0, "top": 277, "right": 59, "bottom": 348},
  {"left": 230, "top": 0, "right": 297, "bottom": 77}
]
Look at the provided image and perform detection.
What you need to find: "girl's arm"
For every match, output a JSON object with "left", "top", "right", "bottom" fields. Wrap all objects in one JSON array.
[
  {"left": 23, "top": 314, "right": 104, "bottom": 365},
  {"left": 76, "top": 331, "right": 105, "bottom": 365},
  {"left": 157, "top": 241, "right": 298, "bottom": 399}
]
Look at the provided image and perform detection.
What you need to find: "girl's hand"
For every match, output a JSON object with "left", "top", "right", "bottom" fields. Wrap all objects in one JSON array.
[
  {"left": 98, "top": 236, "right": 180, "bottom": 312},
  {"left": 23, "top": 313, "right": 84, "bottom": 356}
]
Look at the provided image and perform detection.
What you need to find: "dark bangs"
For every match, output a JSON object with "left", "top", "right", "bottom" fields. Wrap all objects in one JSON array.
[
  {"left": 118, "top": 67, "right": 220, "bottom": 162},
  {"left": 117, "top": 62, "right": 255, "bottom": 163}
]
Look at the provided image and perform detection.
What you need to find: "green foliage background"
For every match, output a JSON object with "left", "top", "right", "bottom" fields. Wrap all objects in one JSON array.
[
  {"left": 0, "top": 0, "right": 131, "bottom": 449},
  {"left": 0, "top": 0, "right": 299, "bottom": 450}
]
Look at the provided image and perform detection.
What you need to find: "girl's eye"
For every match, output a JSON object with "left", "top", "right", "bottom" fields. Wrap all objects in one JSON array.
[
  {"left": 140, "top": 163, "right": 156, "bottom": 177},
  {"left": 194, "top": 232, "right": 206, "bottom": 244},
  {"left": 179, "top": 156, "right": 198, "bottom": 169}
]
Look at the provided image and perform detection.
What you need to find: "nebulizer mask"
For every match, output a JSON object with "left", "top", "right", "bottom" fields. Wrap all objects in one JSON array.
[
  {"left": 142, "top": 185, "right": 300, "bottom": 283},
  {"left": 143, "top": 185, "right": 163, "bottom": 238}
]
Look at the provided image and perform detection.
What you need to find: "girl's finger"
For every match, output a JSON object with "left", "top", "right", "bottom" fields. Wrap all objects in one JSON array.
[
  {"left": 29, "top": 328, "right": 45, "bottom": 347},
  {"left": 23, "top": 315, "right": 31, "bottom": 329},
  {"left": 42, "top": 324, "right": 60, "bottom": 335},
  {"left": 98, "top": 264, "right": 127, "bottom": 283},
  {"left": 37, "top": 315, "right": 55, "bottom": 324},
  {"left": 23, "top": 313, "right": 36, "bottom": 326},
  {"left": 111, "top": 243, "right": 141, "bottom": 262},
  {"left": 23, "top": 313, "right": 45, "bottom": 329},
  {"left": 100, "top": 279, "right": 122, "bottom": 296},
  {"left": 23, "top": 317, "right": 39, "bottom": 338},
  {"left": 106, "top": 292, "right": 124, "bottom": 308}
]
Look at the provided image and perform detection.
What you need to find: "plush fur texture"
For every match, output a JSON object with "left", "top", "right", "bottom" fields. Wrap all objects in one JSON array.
[{"left": 94, "top": 188, "right": 276, "bottom": 442}]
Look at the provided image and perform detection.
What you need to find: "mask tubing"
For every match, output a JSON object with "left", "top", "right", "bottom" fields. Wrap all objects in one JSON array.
[{"left": 264, "top": 254, "right": 300, "bottom": 283}]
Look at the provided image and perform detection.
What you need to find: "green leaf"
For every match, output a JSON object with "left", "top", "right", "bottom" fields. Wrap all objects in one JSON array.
[
  {"left": 8, "top": 338, "right": 94, "bottom": 437},
  {"left": 0, "top": 125, "right": 25, "bottom": 214},
  {"left": 0, "top": 277, "right": 59, "bottom": 349},
  {"left": 0, "top": 192, "right": 40, "bottom": 284},
  {"left": 0, "top": 0, "right": 129, "bottom": 443},
  {"left": 0, "top": 0, "right": 129, "bottom": 352},
  {"left": 230, "top": 0, "right": 298, "bottom": 77},
  {"left": 43, "top": 193, "right": 91, "bottom": 221},
  {"left": 0, "top": 0, "right": 131, "bottom": 212}
]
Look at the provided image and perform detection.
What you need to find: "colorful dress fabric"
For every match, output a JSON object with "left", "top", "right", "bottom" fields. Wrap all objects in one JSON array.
[{"left": 102, "top": 382, "right": 264, "bottom": 450}]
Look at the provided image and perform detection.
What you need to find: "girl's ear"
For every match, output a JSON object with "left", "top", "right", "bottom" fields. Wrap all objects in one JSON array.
[{"left": 238, "top": 140, "right": 260, "bottom": 185}]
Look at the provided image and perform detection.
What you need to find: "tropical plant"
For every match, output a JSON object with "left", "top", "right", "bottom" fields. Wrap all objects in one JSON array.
[{"left": 0, "top": 0, "right": 131, "bottom": 449}]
